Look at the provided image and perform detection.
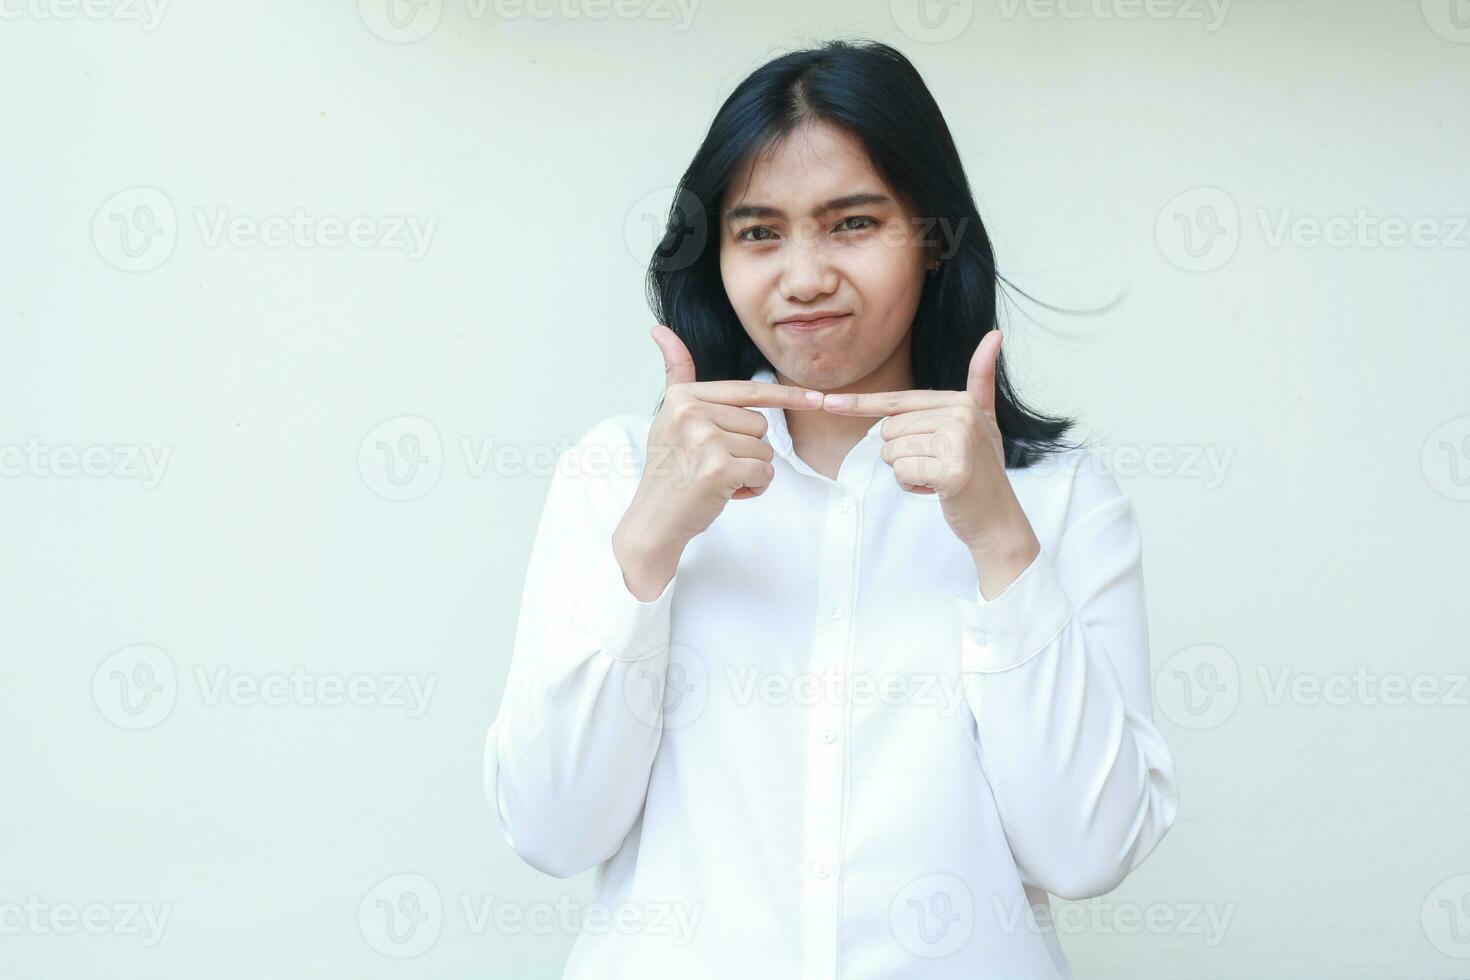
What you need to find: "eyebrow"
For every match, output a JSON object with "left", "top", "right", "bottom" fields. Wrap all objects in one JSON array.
[{"left": 724, "top": 192, "right": 892, "bottom": 221}]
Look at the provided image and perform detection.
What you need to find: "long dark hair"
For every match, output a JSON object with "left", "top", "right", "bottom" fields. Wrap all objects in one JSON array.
[{"left": 645, "top": 38, "right": 1081, "bottom": 469}]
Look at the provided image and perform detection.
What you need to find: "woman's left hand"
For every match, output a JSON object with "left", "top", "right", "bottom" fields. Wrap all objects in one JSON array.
[{"left": 820, "top": 331, "right": 1040, "bottom": 562}]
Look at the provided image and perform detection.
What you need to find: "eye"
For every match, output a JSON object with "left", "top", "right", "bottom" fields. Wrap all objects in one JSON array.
[
  {"left": 736, "top": 226, "right": 777, "bottom": 243},
  {"left": 836, "top": 215, "right": 877, "bottom": 232}
]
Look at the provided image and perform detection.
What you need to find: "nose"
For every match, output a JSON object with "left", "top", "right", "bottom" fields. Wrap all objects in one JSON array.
[{"left": 779, "top": 229, "right": 838, "bottom": 303}]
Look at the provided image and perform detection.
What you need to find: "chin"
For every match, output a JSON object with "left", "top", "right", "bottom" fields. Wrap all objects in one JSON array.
[{"left": 777, "top": 360, "right": 856, "bottom": 393}]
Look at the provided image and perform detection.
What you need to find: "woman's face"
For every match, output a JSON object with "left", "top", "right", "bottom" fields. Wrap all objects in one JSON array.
[{"left": 719, "top": 120, "right": 933, "bottom": 392}]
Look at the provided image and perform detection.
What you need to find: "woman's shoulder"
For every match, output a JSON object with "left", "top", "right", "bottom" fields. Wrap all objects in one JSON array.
[
  {"left": 555, "top": 412, "right": 658, "bottom": 487},
  {"left": 571, "top": 412, "right": 657, "bottom": 454},
  {"left": 539, "top": 413, "right": 657, "bottom": 519},
  {"left": 1012, "top": 431, "right": 1134, "bottom": 525}
]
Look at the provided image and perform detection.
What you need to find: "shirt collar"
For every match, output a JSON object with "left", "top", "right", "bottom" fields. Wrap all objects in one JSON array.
[{"left": 749, "top": 364, "right": 888, "bottom": 467}]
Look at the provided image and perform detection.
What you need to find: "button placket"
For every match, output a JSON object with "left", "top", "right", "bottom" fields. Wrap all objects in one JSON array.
[{"left": 798, "top": 480, "right": 865, "bottom": 979}]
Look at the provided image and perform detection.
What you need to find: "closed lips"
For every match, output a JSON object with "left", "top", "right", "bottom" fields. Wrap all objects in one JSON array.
[{"left": 779, "top": 313, "right": 850, "bottom": 327}]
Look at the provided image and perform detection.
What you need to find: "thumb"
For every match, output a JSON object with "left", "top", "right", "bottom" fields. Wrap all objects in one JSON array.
[
  {"left": 965, "top": 330, "right": 1001, "bottom": 416},
  {"left": 651, "top": 323, "right": 696, "bottom": 388}
]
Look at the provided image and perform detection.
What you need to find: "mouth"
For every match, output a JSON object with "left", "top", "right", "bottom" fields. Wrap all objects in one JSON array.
[{"left": 777, "top": 313, "right": 852, "bottom": 332}]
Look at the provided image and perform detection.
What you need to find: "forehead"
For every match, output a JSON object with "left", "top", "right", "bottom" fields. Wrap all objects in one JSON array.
[{"left": 722, "top": 120, "right": 889, "bottom": 211}]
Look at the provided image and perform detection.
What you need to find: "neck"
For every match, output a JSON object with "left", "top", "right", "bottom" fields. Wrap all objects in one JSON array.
[{"left": 774, "top": 337, "right": 914, "bottom": 475}]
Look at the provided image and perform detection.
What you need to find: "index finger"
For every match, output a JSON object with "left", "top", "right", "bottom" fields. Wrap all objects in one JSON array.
[
  {"left": 820, "top": 388, "right": 960, "bottom": 416},
  {"left": 687, "top": 379, "right": 825, "bottom": 410}
]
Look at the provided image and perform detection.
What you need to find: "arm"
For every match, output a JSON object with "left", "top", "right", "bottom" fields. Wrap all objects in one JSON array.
[
  {"left": 952, "top": 451, "right": 1180, "bottom": 901},
  {"left": 483, "top": 417, "right": 677, "bottom": 879}
]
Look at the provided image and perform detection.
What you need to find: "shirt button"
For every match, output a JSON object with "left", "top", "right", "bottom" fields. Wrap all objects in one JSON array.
[
  {"left": 970, "top": 629, "right": 990, "bottom": 645},
  {"left": 810, "top": 859, "right": 830, "bottom": 879},
  {"left": 827, "top": 603, "right": 843, "bottom": 620},
  {"left": 821, "top": 725, "right": 838, "bottom": 744},
  {"left": 837, "top": 495, "right": 853, "bottom": 513}
]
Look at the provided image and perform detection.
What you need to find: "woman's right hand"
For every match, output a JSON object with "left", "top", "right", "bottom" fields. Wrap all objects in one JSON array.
[{"left": 611, "top": 324, "right": 823, "bottom": 599}]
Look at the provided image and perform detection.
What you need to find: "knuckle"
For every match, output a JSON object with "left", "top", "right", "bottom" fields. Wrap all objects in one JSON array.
[
  {"left": 696, "top": 455, "right": 724, "bottom": 481},
  {"left": 670, "top": 398, "right": 701, "bottom": 427}
]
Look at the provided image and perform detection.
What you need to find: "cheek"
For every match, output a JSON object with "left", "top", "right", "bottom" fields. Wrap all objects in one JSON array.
[
  {"left": 720, "top": 252, "right": 763, "bottom": 318},
  {"left": 843, "top": 241, "right": 925, "bottom": 314}
]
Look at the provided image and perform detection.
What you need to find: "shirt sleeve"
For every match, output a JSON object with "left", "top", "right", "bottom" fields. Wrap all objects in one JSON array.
[
  {"left": 951, "top": 448, "right": 1180, "bottom": 901},
  {"left": 483, "top": 415, "right": 677, "bottom": 879}
]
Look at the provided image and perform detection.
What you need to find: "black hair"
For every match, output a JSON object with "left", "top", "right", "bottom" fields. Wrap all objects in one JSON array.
[{"left": 645, "top": 38, "right": 1081, "bottom": 468}]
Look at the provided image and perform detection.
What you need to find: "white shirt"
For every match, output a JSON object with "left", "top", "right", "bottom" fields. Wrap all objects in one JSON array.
[{"left": 483, "top": 363, "right": 1180, "bottom": 979}]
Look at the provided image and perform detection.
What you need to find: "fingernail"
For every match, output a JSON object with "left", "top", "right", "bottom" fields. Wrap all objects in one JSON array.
[
  {"left": 825, "top": 394, "right": 852, "bottom": 409},
  {"left": 805, "top": 391, "right": 823, "bottom": 404}
]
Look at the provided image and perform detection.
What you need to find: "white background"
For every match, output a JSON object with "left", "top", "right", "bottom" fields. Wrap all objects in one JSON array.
[{"left": 2, "top": 0, "right": 1467, "bottom": 976}]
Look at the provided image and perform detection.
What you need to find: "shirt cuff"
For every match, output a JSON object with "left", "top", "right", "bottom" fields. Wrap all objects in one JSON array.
[
  {"left": 572, "top": 536, "right": 677, "bottom": 662},
  {"left": 952, "top": 545, "right": 1075, "bottom": 673}
]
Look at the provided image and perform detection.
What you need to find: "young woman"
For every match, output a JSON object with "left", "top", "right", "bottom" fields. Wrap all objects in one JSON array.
[{"left": 485, "top": 39, "right": 1179, "bottom": 979}]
